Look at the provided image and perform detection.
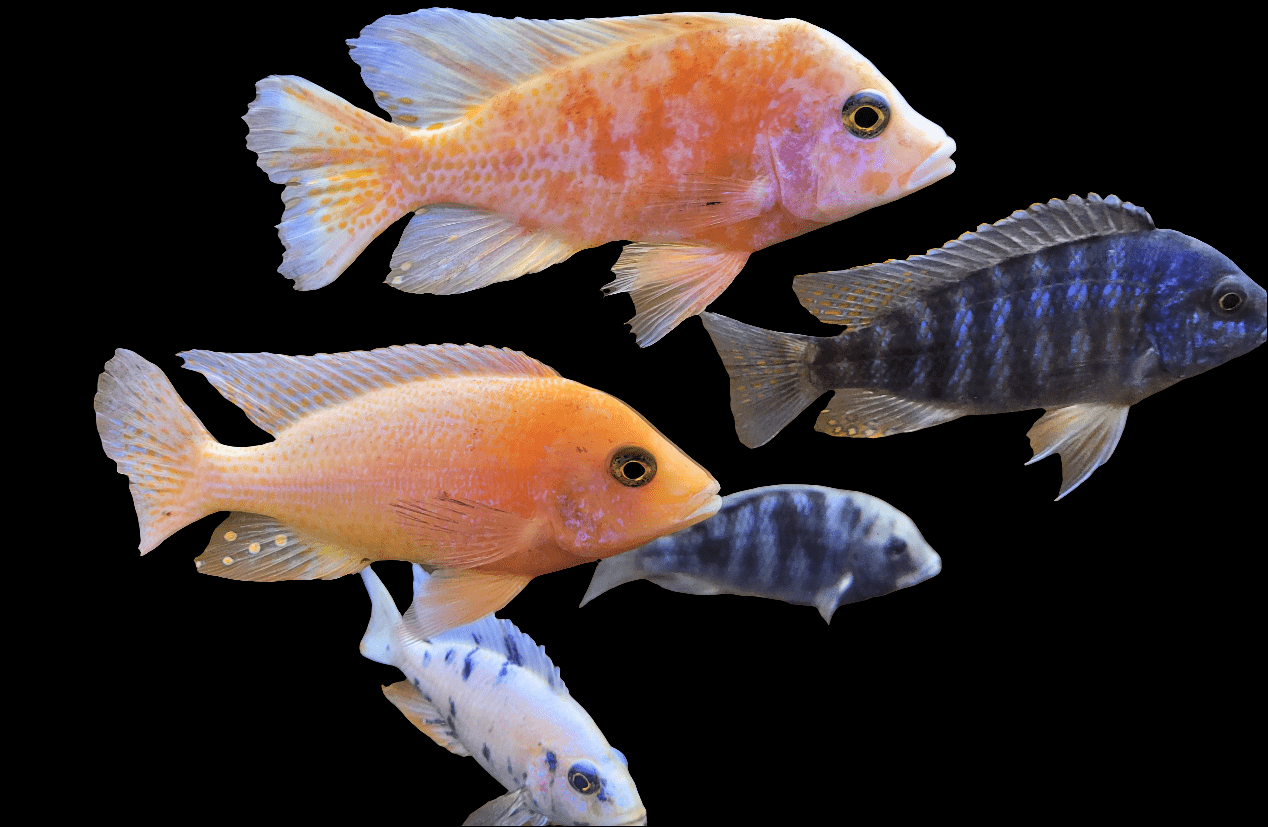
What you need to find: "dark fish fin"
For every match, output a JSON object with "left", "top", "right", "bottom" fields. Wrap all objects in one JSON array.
[
  {"left": 1025, "top": 403, "right": 1130, "bottom": 500},
  {"left": 464, "top": 787, "right": 549, "bottom": 827},
  {"left": 195, "top": 513, "right": 369, "bottom": 581},
  {"left": 699, "top": 312, "right": 820, "bottom": 448},
  {"left": 401, "top": 568, "right": 531, "bottom": 641},
  {"left": 793, "top": 193, "right": 1155, "bottom": 328},
  {"left": 814, "top": 389, "right": 964, "bottom": 437},
  {"left": 381, "top": 680, "right": 472, "bottom": 756},
  {"left": 604, "top": 243, "right": 749, "bottom": 346}
]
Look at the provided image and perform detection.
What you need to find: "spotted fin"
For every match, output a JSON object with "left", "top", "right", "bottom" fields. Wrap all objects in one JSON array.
[
  {"left": 401, "top": 568, "right": 532, "bottom": 643},
  {"left": 348, "top": 10, "right": 754, "bottom": 127},
  {"left": 384, "top": 205, "right": 580, "bottom": 294},
  {"left": 382, "top": 680, "right": 472, "bottom": 757},
  {"left": 180, "top": 345, "right": 557, "bottom": 436},
  {"left": 463, "top": 788, "right": 549, "bottom": 827},
  {"left": 196, "top": 513, "right": 369, "bottom": 580},
  {"left": 394, "top": 494, "right": 546, "bottom": 569},
  {"left": 604, "top": 244, "right": 750, "bottom": 346},
  {"left": 412, "top": 566, "right": 568, "bottom": 695},
  {"left": 793, "top": 193, "right": 1155, "bottom": 328},
  {"left": 699, "top": 312, "right": 820, "bottom": 447},
  {"left": 814, "top": 389, "right": 964, "bottom": 438},
  {"left": 1025, "top": 403, "right": 1130, "bottom": 500},
  {"left": 95, "top": 349, "right": 216, "bottom": 554}
]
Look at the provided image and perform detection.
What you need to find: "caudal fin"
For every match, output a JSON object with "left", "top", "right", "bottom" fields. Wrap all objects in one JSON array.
[
  {"left": 244, "top": 75, "right": 412, "bottom": 290},
  {"left": 95, "top": 350, "right": 216, "bottom": 553},
  {"left": 698, "top": 312, "right": 821, "bottom": 448}
]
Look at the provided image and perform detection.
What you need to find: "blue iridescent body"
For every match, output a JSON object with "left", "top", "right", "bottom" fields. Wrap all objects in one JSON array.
[{"left": 702, "top": 195, "right": 1267, "bottom": 498}]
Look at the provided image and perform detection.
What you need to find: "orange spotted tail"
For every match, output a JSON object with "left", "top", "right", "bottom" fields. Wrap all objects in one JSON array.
[{"left": 244, "top": 76, "right": 412, "bottom": 289}]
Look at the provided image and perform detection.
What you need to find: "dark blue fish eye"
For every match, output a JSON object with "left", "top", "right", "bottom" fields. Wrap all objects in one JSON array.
[
  {"left": 841, "top": 89, "right": 891, "bottom": 139},
  {"left": 1212, "top": 277, "right": 1247, "bottom": 314},
  {"left": 884, "top": 537, "right": 908, "bottom": 558},
  {"left": 567, "top": 763, "right": 600, "bottom": 795}
]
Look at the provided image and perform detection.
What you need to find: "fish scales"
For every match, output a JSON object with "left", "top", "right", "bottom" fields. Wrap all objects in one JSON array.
[
  {"left": 701, "top": 194, "right": 1267, "bottom": 498},
  {"left": 581, "top": 485, "right": 940, "bottom": 621}
]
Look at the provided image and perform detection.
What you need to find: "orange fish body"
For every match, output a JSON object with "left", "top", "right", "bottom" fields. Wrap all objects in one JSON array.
[
  {"left": 95, "top": 346, "right": 720, "bottom": 636},
  {"left": 247, "top": 11, "right": 955, "bottom": 344}
]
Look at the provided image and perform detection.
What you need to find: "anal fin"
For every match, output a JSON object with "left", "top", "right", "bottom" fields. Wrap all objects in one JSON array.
[
  {"left": 381, "top": 680, "right": 471, "bottom": 757},
  {"left": 1025, "top": 403, "right": 1130, "bottom": 500},
  {"left": 195, "top": 513, "right": 369, "bottom": 581},
  {"left": 402, "top": 568, "right": 531, "bottom": 642},
  {"left": 814, "top": 389, "right": 964, "bottom": 438}
]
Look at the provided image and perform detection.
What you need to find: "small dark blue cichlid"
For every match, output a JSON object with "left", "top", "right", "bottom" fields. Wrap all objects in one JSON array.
[
  {"left": 702, "top": 194, "right": 1267, "bottom": 499},
  {"left": 580, "top": 485, "right": 940, "bottom": 622}
]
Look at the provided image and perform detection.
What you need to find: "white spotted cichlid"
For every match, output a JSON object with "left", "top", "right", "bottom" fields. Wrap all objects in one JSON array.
[
  {"left": 94, "top": 345, "right": 720, "bottom": 637},
  {"left": 581, "top": 485, "right": 940, "bottom": 622},
  {"left": 244, "top": 10, "right": 955, "bottom": 345},
  {"left": 702, "top": 194, "right": 1267, "bottom": 499},
  {"left": 361, "top": 565, "right": 645, "bottom": 826}
]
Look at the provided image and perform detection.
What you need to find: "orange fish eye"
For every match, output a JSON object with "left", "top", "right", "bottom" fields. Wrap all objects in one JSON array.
[
  {"left": 608, "top": 446, "right": 657, "bottom": 487},
  {"left": 841, "top": 89, "right": 891, "bottom": 139}
]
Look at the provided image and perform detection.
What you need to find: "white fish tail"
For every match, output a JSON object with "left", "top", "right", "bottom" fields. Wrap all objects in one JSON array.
[
  {"left": 579, "top": 555, "right": 648, "bottom": 608},
  {"left": 699, "top": 312, "right": 821, "bottom": 448},
  {"left": 244, "top": 75, "right": 412, "bottom": 290},
  {"left": 95, "top": 350, "right": 217, "bottom": 554},
  {"left": 359, "top": 566, "right": 403, "bottom": 667}
]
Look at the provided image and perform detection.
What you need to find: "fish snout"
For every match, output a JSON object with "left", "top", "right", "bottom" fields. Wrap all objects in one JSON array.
[
  {"left": 908, "top": 136, "right": 957, "bottom": 191},
  {"left": 683, "top": 479, "right": 723, "bottom": 525},
  {"left": 897, "top": 549, "right": 942, "bottom": 589}
]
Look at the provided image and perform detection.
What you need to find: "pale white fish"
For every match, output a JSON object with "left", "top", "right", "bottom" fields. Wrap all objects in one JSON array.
[{"left": 361, "top": 565, "right": 646, "bottom": 826}]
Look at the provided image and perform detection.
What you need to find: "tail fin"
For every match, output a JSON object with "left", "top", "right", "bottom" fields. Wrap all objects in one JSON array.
[
  {"left": 698, "top": 312, "right": 821, "bottom": 448},
  {"left": 579, "top": 554, "right": 647, "bottom": 607},
  {"left": 95, "top": 350, "right": 216, "bottom": 554},
  {"left": 359, "top": 566, "right": 403, "bottom": 666},
  {"left": 244, "top": 75, "right": 412, "bottom": 290}
]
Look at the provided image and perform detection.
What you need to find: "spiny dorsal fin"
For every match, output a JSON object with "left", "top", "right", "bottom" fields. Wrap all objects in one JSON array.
[
  {"left": 410, "top": 565, "right": 568, "bottom": 696},
  {"left": 180, "top": 344, "right": 558, "bottom": 436},
  {"left": 794, "top": 194, "right": 1155, "bottom": 329},
  {"left": 349, "top": 11, "right": 756, "bottom": 127}
]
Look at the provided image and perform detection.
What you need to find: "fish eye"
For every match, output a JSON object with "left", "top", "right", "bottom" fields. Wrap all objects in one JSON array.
[
  {"left": 1211, "top": 276, "right": 1247, "bottom": 314},
  {"left": 841, "top": 89, "right": 891, "bottom": 139},
  {"left": 609, "top": 445, "right": 657, "bottom": 487},
  {"left": 884, "top": 537, "right": 908, "bottom": 558},
  {"left": 568, "top": 763, "right": 600, "bottom": 795}
]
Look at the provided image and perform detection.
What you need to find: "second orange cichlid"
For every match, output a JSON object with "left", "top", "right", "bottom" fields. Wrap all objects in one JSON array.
[
  {"left": 95, "top": 345, "right": 721, "bottom": 637},
  {"left": 245, "top": 10, "right": 956, "bottom": 345}
]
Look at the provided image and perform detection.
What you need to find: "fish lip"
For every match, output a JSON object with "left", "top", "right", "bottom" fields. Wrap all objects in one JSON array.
[
  {"left": 908, "top": 138, "right": 957, "bottom": 190},
  {"left": 897, "top": 553, "right": 942, "bottom": 588},
  {"left": 682, "top": 480, "right": 723, "bottom": 524}
]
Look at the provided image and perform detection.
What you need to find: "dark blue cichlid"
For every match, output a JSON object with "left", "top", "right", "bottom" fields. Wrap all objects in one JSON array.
[
  {"left": 580, "top": 485, "right": 940, "bottom": 622},
  {"left": 702, "top": 194, "right": 1267, "bottom": 499}
]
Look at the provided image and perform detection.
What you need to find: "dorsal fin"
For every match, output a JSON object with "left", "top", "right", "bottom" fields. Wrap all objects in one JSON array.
[
  {"left": 180, "top": 344, "right": 558, "bottom": 436},
  {"left": 411, "top": 565, "right": 568, "bottom": 696},
  {"left": 349, "top": 10, "right": 756, "bottom": 127},
  {"left": 794, "top": 194, "right": 1155, "bottom": 329}
]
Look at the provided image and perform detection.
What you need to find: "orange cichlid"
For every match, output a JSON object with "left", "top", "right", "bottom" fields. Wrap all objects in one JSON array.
[
  {"left": 94, "top": 345, "right": 721, "bottom": 637},
  {"left": 244, "top": 10, "right": 956, "bottom": 345}
]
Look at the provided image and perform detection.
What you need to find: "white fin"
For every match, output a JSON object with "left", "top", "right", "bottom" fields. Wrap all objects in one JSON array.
[
  {"left": 180, "top": 345, "right": 558, "bottom": 436},
  {"left": 385, "top": 205, "right": 579, "bottom": 294},
  {"left": 381, "top": 680, "right": 472, "bottom": 757},
  {"left": 699, "top": 312, "right": 820, "bottom": 447},
  {"left": 195, "top": 513, "right": 369, "bottom": 581},
  {"left": 95, "top": 349, "right": 215, "bottom": 553},
  {"left": 635, "top": 173, "right": 773, "bottom": 234},
  {"left": 814, "top": 572, "right": 853, "bottom": 624},
  {"left": 605, "top": 244, "right": 750, "bottom": 346},
  {"left": 244, "top": 75, "right": 411, "bottom": 289},
  {"left": 793, "top": 194, "right": 1155, "bottom": 328},
  {"left": 814, "top": 389, "right": 964, "bottom": 438},
  {"left": 359, "top": 566, "right": 402, "bottom": 666},
  {"left": 402, "top": 568, "right": 532, "bottom": 643},
  {"left": 394, "top": 495, "right": 546, "bottom": 569},
  {"left": 413, "top": 566, "right": 568, "bottom": 695},
  {"left": 1026, "top": 403, "right": 1130, "bottom": 500},
  {"left": 579, "top": 554, "right": 647, "bottom": 607},
  {"left": 348, "top": 10, "right": 754, "bottom": 127},
  {"left": 463, "top": 788, "right": 549, "bottom": 827}
]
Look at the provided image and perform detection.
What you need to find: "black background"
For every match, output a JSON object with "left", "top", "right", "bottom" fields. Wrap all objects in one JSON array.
[{"left": 89, "top": 6, "right": 1260, "bottom": 821}]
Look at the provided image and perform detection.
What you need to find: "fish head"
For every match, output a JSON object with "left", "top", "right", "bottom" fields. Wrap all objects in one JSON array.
[
  {"left": 764, "top": 20, "right": 955, "bottom": 225},
  {"left": 526, "top": 744, "right": 646, "bottom": 826},
  {"left": 1146, "top": 231, "right": 1267, "bottom": 381},
  {"left": 537, "top": 384, "right": 721, "bottom": 559},
  {"left": 836, "top": 500, "right": 941, "bottom": 607}
]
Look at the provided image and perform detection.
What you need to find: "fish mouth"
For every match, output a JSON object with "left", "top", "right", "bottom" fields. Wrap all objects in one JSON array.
[
  {"left": 897, "top": 552, "right": 943, "bottom": 588},
  {"left": 908, "top": 137, "right": 957, "bottom": 190},
  {"left": 682, "top": 480, "right": 722, "bottom": 525}
]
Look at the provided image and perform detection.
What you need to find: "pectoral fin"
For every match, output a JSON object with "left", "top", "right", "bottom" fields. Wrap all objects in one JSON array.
[
  {"left": 394, "top": 495, "right": 546, "bottom": 569},
  {"left": 463, "top": 787, "right": 548, "bottom": 826},
  {"left": 381, "top": 680, "right": 471, "bottom": 757},
  {"left": 402, "top": 568, "right": 531, "bottom": 642},
  {"left": 1025, "top": 403, "right": 1130, "bottom": 500}
]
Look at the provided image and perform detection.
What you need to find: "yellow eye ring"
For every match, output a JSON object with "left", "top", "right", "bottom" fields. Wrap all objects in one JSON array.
[
  {"left": 841, "top": 89, "right": 891, "bottom": 139},
  {"left": 609, "top": 446, "right": 657, "bottom": 487}
]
